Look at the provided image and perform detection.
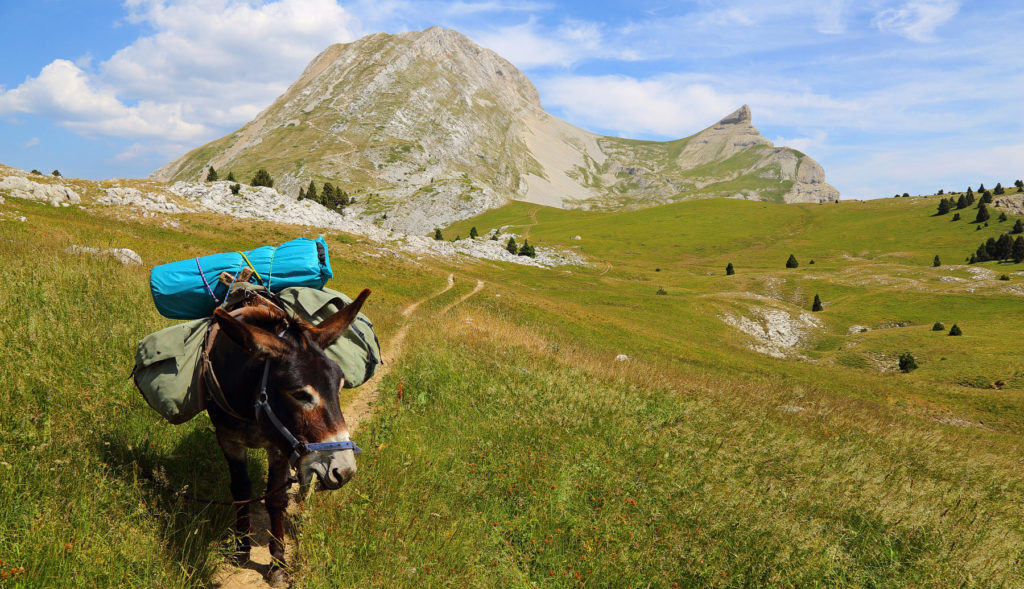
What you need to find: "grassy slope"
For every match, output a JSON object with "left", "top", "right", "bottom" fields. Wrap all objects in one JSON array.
[{"left": 2, "top": 188, "right": 1024, "bottom": 586}]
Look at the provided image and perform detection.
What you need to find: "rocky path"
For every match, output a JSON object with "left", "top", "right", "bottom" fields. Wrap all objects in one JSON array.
[{"left": 212, "top": 273, "right": 465, "bottom": 589}]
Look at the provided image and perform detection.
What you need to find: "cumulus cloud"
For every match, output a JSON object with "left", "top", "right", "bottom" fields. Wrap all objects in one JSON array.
[
  {"left": 873, "top": 0, "right": 959, "bottom": 42},
  {"left": 0, "top": 0, "right": 360, "bottom": 154},
  {"left": 473, "top": 19, "right": 636, "bottom": 68}
]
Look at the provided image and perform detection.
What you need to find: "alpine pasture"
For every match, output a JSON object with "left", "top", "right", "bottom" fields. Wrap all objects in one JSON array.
[{"left": 2, "top": 191, "right": 1024, "bottom": 587}]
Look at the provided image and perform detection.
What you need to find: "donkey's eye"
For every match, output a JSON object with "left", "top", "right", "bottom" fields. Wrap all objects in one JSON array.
[{"left": 288, "top": 387, "right": 318, "bottom": 406}]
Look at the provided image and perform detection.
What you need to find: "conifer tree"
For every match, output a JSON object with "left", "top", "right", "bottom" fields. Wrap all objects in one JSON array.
[
  {"left": 251, "top": 168, "right": 274, "bottom": 188},
  {"left": 999, "top": 211, "right": 1008, "bottom": 222},
  {"left": 997, "top": 233, "right": 1014, "bottom": 260},
  {"left": 898, "top": 352, "right": 918, "bottom": 372},
  {"left": 469, "top": 226, "right": 479, "bottom": 239},
  {"left": 226, "top": 171, "right": 236, "bottom": 182},
  {"left": 322, "top": 182, "right": 336, "bottom": 208},
  {"left": 726, "top": 262, "right": 735, "bottom": 275},
  {"left": 1013, "top": 236, "right": 1024, "bottom": 263},
  {"left": 1016, "top": 180, "right": 1024, "bottom": 189},
  {"left": 785, "top": 254, "right": 799, "bottom": 268},
  {"left": 985, "top": 236, "right": 998, "bottom": 259},
  {"left": 966, "top": 191, "right": 975, "bottom": 206},
  {"left": 948, "top": 324, "right": 962, "bottom": 336},
  {"left": 981, "top": 190, "right": 993, "bottom": 204},
  {"left": 506, "top": 237, "right": 518, "bottom": 255},
  {"left": 1013, "top": 219, "right": 1024, "bottom": 234},
  {"left": 994, "top": 182, "right": 1005, "bottom": 195},
  {"left": 933, "top": 255, "right": 941, "bottom": 267},
  {"left": 952, "top": 213, "right": 961, "bottom": 221},
  {"left": 206, "top": 166, "right": 218, "bottom": 182},
  {"left": 518, "top": 239, "right": 536, "bottom": 257},
  {"left": 811, "top": 294, "right": 823, "bottom": 312},
  {"left": 434, "top": 228, "right": 443, "bottom": 240},
  {"left": 298, "top": 187, "right": 305, "bottom": 201},
  {"left": 937, "top": 198, "right": 951, "bottom": 215},
  {"left": 932, "top": 322, "right": 945, "bottom": 331},
  {"left": 938, "top": 189, "right": 944, "bottom": 195},
  {"left": 976, "top": 202, "right": 990, "bottom": 223},
  {"left": 966, "top": 186, "right": 974, "bottom": 197},
  {"left": 978, "top": 183, "right": 986, "bottom": 193},
  {"left": 306, "top": 180, "right": 318, "bottom": 204},
  {"left": 956, "top": 194, "right": 968, "bottom": 209}
]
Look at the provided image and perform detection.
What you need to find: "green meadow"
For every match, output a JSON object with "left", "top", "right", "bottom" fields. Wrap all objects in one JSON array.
[{"left": 2, "top": 188, "right": 1024, "bottom": 587}]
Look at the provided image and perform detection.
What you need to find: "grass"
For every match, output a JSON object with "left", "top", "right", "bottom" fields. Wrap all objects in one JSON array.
[{"left": 3, "top": 184, "right": 1024, "bottom": 586}]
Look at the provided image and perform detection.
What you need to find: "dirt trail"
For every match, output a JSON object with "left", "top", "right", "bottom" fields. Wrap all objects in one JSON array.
[{"left": 213, "top": 273, "right": 464, "bottom": 589}]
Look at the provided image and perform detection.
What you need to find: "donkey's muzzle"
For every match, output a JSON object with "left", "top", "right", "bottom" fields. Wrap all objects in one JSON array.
[{"left": 304, "top": 451, "right": 357, "bottom": 491}]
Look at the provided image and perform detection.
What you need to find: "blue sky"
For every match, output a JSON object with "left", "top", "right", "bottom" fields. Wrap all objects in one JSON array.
[{"left": 1, "top": 0, "right": 1021, "bottom": 199}]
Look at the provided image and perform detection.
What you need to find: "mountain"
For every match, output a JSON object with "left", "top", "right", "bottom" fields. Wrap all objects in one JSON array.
[{"left": 152, "top": 27, "right": 839, "bottom": 234}]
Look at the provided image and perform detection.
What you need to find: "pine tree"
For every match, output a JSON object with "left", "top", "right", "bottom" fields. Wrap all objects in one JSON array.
[
  {"left": 726, "top": 262, "right": 735, "bottom": 275},
  {"left": 898, "top": 352, "right": 918, "bottom": 372},
  {"left": 785, "top": 254, "right": 799, "bottom": 268},
  {"left": 976, "top": 243, "right": 991, "bottom": 262},
  {"left": 932, "top": 321, "right": 945, "bottom": 331},
  {"left": 226, "top": 171, "right": 236, "bottom": 182},
  {"left": 936, "top": 198, "right": 951, "bottom": 215},
  {"left": 298, "top": 187, "right": 305, "bottom": 201},
  {"left": 981, "top": 190, "right": 993, "bottom": 204},
  {"left": 230, "top": 183, "right": 241, "bottom": 195},
  {"left": 986, "top": 237, "right": 998, "bottom": 259},
  {"left": 999, "top": 211, "right": 1008, "bottom": 222},
  {"left": 933, "top": 255, "right": 941, "bottom": 267},
  {"left": 937, "top": 189, "right": 944, "bottom": 195},
  {"left": 1016, "top": 180, "right": 1024, "bottom": 189},
  {"left": 952, "top": 213, "right": 961, "bottom": 221},
  {"left": 469, "top": 226, "right": 479, "bottom": 239},
  {"left": 969, "top": 253, "right": 978, "bottom": 264},
  {"left": 994, "top": 182, "right": 1005, "bottom": 195},
  {"left": 1014, "top": 236, "right": 1024, "bottom": 263},
  {"left": 490, "top": 232, "right": 498, "bottom": 241},
  {"left": 811, "top": 294, "right": 823, "bottom": 312},
  {"left": 251, "top": 168, "right": 274, "bottom": 188},
  {"left": 966, "top": 186, "right": 974, "bottom": 198},
  {"left": 306, "top": 180, "right": 318, "bottom": 204},
  {"left": 956, "top": 194, "right": 968, "bottom": 209},
  {"left": 978, "top": 183, "right": 986, "bottom": 193},
  {"left": 966, "top": 191, "right": 975, "bottom": 206},
  {"left": 948, "top": 324, "right": 962, "bottom": 336},
  {"left": 434, "top": 228, "right": 443, "bottom": 240},
  {"left": 1013, "top": 219, "right": 1024, "bottom": 234},
  {"left": 206, "top": 166, "right": 218, "bottom": 182},
  {"left": 51, "top": 170, "right": 61, "bottom": 177},
  {"left": 997, "top": 233, "right": 1014, "bottom": 260},
  {"left": 322, "top": 183, "right": 336, "bottom": 208},
  {"left": 506, "top": 237, "right": 518, "bottom": 255},
  {"left": 518, "top": 239, "right": 536, "bottom": 257},
  {"left": 976, "top": 202, "right": 990, "bottom": 223}
]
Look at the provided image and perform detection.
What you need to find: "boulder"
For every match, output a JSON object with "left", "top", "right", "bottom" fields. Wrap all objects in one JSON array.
[
  {"left": 0, "top": 175, "right": 81, "bottom": 206},
  {"left": 66, "top": 245, "right": 143, "bottom": 266}
]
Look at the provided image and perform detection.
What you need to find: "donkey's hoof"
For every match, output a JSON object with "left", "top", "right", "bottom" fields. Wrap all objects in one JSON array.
[
  {"left": 229, "top": 548, "right": 251, "bottom": 566},
  {"left": 267, "top": 567, "right": 291, "bottom": 588}
]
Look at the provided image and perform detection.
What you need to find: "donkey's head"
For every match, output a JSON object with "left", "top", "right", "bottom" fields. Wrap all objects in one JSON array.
[{"left": 213, "top": 289, "right": 371, "bottom": 491}]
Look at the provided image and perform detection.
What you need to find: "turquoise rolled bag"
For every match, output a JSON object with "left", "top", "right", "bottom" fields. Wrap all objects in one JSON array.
[{"left": 150, "top": 237, "right": 333, "bottom": 319}]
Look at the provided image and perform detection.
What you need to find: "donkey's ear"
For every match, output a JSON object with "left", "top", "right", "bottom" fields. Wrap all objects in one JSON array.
[
  {"left": 309, "top": 288, "right": 371, "bottom": 350},
  {"left": 213, "top": 308, "right": 291, "bottom": 359}
]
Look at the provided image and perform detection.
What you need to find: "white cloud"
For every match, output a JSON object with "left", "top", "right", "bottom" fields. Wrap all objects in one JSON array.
[
  {"left": 444, "top": 1, "right": 549, "bottom": 17},
  {"left": 772, "top": 130, "right": 828, "bottom": 154},
  {"left": 24, "top": 137, "right": 40, "bottom": 148},
  {"left": 473, "top": 19, "right": 635, "bottom": 68},
  {"left": 0, "top": 0, "right": 360, "bottom": 152},
  {"left": 873, "top": 0, "right": 959, "bottom": 42}
]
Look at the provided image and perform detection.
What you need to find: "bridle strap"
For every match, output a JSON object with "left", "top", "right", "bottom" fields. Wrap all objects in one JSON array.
[{"left": 254, "top": 360, "right": 362, "bottom": 466}]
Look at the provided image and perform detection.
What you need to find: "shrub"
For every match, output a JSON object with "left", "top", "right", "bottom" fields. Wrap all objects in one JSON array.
[
  {"left": 785, "top": 254, "right": 799, "bottom": 269},
  {"left": 469, "top": 226, "right": 478, "bottom": 239},
  {"left": 956, "top": 194, "right": 968, "bottom": 209},
  {"left": 976, "top": 203, "right": 990, "bottom": 223},
  {"left": 933, "top": 255, "right": 941, "bottom": 267},
  {"left": 656, "top": 287, "right": 667, "bottom": 295},
  {"left": 30, "top": 169, "right": 41, "bottom": 175},
  {"left": 251, "top": 168, "right": 274, "bottom": 188},
  {"left": 298, "top": 187, "right": 305, "bottom": 201},
  {"left": 489, "top": 233, "right": 498, "bottom": 241},
  {"left": 726, "top": 262, "right": 735, "bottom": 275},
  {"left": 938, "top": 189, "right": 944, "bottom": 195},
  {"left": 936, "top": 198, "right": 951, "bottom": 215},
  {"left": 932, "top": 322, "right": 945, "bottom": 331},
  {"left": 994, "top": 183, "right": 1004, "bottom": 195},
  {"left": 999, "top": 212, "right": 1008, "bottom": 222},
  {"left": 898, "top": 352, "right": 918, "bottom": 372},
  {"left": 952, "top": 213, "right": 961, "bottom": 221},
  {"left": 206, "top": 166, "right": 218, "bottom": 182},
  {"left": 518, "top": 240, "right": 536, "bottom": 258},
  {"left": 811, "top": 294, "right": 823, "bottom": 312},
  {"left": 230, "top": 183, "right": 241, "bottom": 195},
  {"left": 1012, "top": 220, "right": 1023, "bottom": 234},
  {"left": 981, "top": 190, "right": 993, "bottom": 204},
  {"left": 1000, "top": 274, "right": 1010, "bottom": 281},
  {"left": 902, "top": 192, "right": 910, "bottom": 198},
  {"left": 506, "top": 237, "right": 518, "bottom": 255},
  {"left": 949, "top": 324, "right": 962, "bottom": 336},
  {"left": 226, "top": 171, "right": 236, "bottom": 182},
  {"left": 434, "top": 228, "right": 443, "bottom": 241},
  {"left": 51, "top": 170, "right": 61, "bottom": 177}
]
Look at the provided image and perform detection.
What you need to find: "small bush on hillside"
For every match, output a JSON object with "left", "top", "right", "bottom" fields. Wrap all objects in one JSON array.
[
  {"left": 469, "top": 226, "right": 478, "bottom": 239},
  {"left": 506, "top": 237, "right": 518, "bottom": 255},
  {"left": 933, "top": 255, "right": 941, "bottom": 267},
  {"left": 976, "top": 203, "right": 990, "bottom": 223},
  {"left": 1012, "top": 220, "right": 1024, "bottom": 234},
  {"left": 999, "top": 212, "right": 1008, "bottom": 222},
  {"left": 949, "top": 324, "right": 962, "bottom": 336},
  {"left": 903, "top": 192, "right": 910, "bottom": 198},
  {"left": 809, "top": 260, "right": 815, "bottom": 264},
  {"left": 251, "top": 168, "right": 274, "bottom": 188},
  {"left": 518, "top": 240, "right": 536, "bottom": 257},
  {"left": 952, "top": 213, "right": 961, "bottom": 221},
  {"left": 51, "top": 170, "right": 61, "bottom": 177},
  {"left": 226, "top": 171, "right": 236, "bottom": 182},
  {"left": 656, "top": 287, "right": 667, "bottom": 295},
  {"left": 898, "top": 352, "right": 918, "bottom": 372},
  {"left": 994, "top": 183, "right": 1004, "bottom": 195},
  {"left": 206, "top": 166, "right": 218, "bottom": 182},
  {"left": 938, "top": 189, "right": 944, "bottom": 195},
  {"left": 489, "top": 232, "right": 498, "bottom": 241},
  {"left": 434, "top": 228, "right": 443, "bottom": 240},
  {"left": 30, "top": 169, "right": 41, "bottom": 175},
  {"left": 230, "top": 183, "right": 241, "bottom": 195},
  {"left": 1000, "top": 274, "right": 1010, "bottom": 281},
  {"left": 932, "top": 322, "right": 945, "bottom": 331},
  {"left": 811, "top": 294, "right": 823, "bottom": 312},
  {"left": 785, "top": 254, "right": 799, "bottom": 268},
  {"left": 726, "top": 262, "right": 735, "bottom": 275},
  {"left": 1016, "top": 180, "right": 1023, "bottom": 189}
]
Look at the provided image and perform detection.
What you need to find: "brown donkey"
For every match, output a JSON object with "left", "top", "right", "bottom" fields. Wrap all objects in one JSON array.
[{"left": 204, "top": 288, "right": 370, "bottom": 586}]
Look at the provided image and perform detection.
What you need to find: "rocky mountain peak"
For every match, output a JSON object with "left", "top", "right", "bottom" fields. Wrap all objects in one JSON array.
[{"left": 718, "top": 104, "right": 752, "bottom": 126}]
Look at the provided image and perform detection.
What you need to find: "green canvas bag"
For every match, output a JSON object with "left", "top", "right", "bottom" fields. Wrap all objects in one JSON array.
[{"left": 133, "top": 318, "right": 209, "bottom": 424}]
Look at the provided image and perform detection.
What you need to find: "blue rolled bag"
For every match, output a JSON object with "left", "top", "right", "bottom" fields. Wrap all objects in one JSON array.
[{"left": 150, "top": 236, "right": 333, "bottom": 319}]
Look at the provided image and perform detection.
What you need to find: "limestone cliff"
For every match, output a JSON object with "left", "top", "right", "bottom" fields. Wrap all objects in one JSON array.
[{"left": 153, "top": 27, "right": 838, "bottom": 233}]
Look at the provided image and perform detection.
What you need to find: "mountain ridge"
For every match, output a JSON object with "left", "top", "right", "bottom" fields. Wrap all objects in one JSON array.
[{"left": 152, "top": 27, "right": 839, "bottom": 234}]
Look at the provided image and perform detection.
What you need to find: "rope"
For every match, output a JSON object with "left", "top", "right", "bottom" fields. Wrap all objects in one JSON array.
[
  {"left": 237, "top": 251, "right": 264, "bottom": 283},
  {"left": 195, "top": 257, "right": 220, "bottom": 303},
  {"left": 267, "top": 245, "right": 277, "bottom": 291},
  {"left": 219, "top": 262, "right": 243, "bottom": 309}
]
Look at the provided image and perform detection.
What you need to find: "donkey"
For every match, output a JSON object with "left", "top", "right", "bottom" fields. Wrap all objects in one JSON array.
[{"left": 203, "top": 288, "right": 370, "bottom": 585}]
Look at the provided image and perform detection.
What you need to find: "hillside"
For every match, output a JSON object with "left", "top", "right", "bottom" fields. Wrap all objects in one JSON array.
[
  {"left": 151, "top": 27, "right": 838, "bottom": 234},
  {"left": 3, "top": 170, "right": 1024, "bottom": 586}
]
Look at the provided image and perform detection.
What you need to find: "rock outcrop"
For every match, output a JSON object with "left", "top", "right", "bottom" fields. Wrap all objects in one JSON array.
[
  {"left": 153, "top": 28, "right": 838, "bottom": 232},
  {"left": 0, "top": 176, "right": 81, "bottom": 206}
]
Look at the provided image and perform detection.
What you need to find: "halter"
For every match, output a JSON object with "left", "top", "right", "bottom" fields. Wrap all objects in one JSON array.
[{"left": 254, "top": 360, "right": 363, "bottom": 467}]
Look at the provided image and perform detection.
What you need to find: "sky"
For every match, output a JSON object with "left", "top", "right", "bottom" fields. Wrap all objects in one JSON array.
[{"left": 0, "top": 0, "right": 1022, "bottom": 199}]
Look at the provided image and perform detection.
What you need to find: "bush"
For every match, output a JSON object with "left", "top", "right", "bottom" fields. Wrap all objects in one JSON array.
[
  {"left": 656, "top": 287, "right": 667, "bottom": 295},
  {"left": 506, "top": 237, "right": 518, "bottom": 255},
  {"left": 518, "top": 240, "right": 536, "bottom": 258},
  {"left": 51, "top": 170, "right": 61, "bottom": 177},
  {"left": 230, "top": 183, "right": 241, "bottom": 195},
  {"left": 30, "top": 169, "right": 41, "bottom": 175},
  {"left": 206, "top": 166, "right": 218, "bottom": 182},
  {"left": 434, "top": 228, "right": 443, "bottom": 241},
  {"left": 952, "top": 213, "right": 961, "bottom": 221},
  {"left": 226, "top": 171, "right": 236, "bottom": 182},
  {"left": 999, "top": 212, "right": 1008, "bottom": 222},
  {"left": 932, "top": 322, "right": 945, "bottom": 331},
  {"left": 469, "top": 226, "right": 478, "bottom": 239},
  {"left": 949, "top": 324, "right": 962, "bottom": 336},
  {"left": 1000, "top": 274, "right": 1010, "bottom": 281},
  {"left": 994, "top": 183, "right": 1004, "bottom": 195},
  {"left": 785, "top": 254, "right": 799, "bottom": 269},
  {"left": 726, "top": 262, "right": 735, "bottom": 275},
  {"left": 903, "top": 192, "right": 910, "bottom": 198},
  {"left": 811, "top": 294, "right": 823, "bottom": 312},
  {"left": 251, "top": 168, "right": 274, "bottom": 188},
  {"left": 933, "top": 255, "right": 941, "bottom": 267},
  {"left": 1012, "top": 220, "right": 1023, "bottom": 234},
  {"left": 898, "top": 352, "right": 918, "bottom": 372}
]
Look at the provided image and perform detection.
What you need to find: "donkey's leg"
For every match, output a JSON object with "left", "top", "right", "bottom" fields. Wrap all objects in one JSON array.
[
  {"left": 265, "top": 448, "right": 291, "bottom": 586},
  {"left": 217, "top": 433, "right": 253, "bottom": 564}
]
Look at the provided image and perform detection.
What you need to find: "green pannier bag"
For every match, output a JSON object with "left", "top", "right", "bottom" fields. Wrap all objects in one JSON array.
[
  {"left": 133, "top": 318, "right": 209, "bottom": 424},
  {"left": 133, "top": 285, "right": 380, "bottom": 424}
]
